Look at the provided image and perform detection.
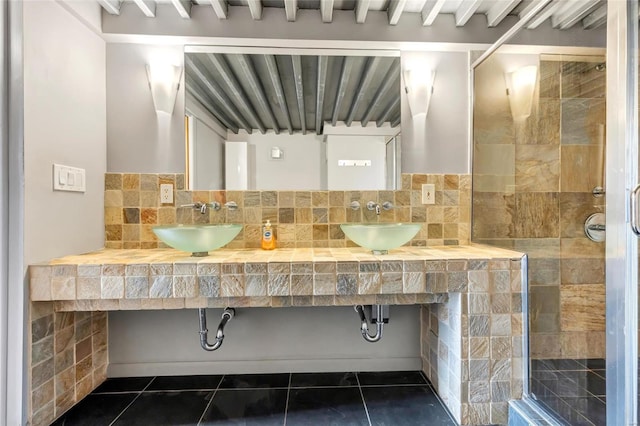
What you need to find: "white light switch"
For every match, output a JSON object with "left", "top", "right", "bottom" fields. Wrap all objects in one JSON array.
[
  {"left": 422, "top": 184, "right": 435, "bottom": 205},
  {"left": 53, "top": 164, "right": 86, "bottom": 193}
]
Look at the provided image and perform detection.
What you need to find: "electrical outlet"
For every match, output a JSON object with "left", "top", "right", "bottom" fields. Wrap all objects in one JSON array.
[
  {"left": 422, "top": 184, "right": 435, "bottom": 205},
  {"left": 160, "top": 183, "right": 174, "bottom": 204}
]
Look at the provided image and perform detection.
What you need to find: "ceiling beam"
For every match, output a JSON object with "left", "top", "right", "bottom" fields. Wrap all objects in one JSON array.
[
  {"left": 207, "top": 54, "right": 266, "bottom": 134},
  {"left": 522, "top": 0, "right": 562, "bottom": 29},
  {"left": 346, "top": 57, "right": 382, "bottom": 126},
  {"left": 237, "top": 54, "right": 280, "bottom": 134},
  {"left": 361, "top": 60, "right": 400, "bottom": 127},
  {"left": 247, "top": 0, "right": 262, "bottom": 20},
  {"left": 187, "top": 85, "right": 239, "bottom": 134},
  {"left": 390, "top": 114, "right": 401, "bottom": 128},
  {"left": 376, "top": 97, "right": 400, "bottom": 127},
  {"left": 170, "top": 0, "right": 191, "bottom": 18},
  {"left": 185, "top": 56, "right": 252, "bottom": 133},
  {"left": 321, "top": 0, "right": 334, "bottom": 23},
  {"left": 387, "top": 0, "right": 407, "bottom": 25},
  {"left": 355, "top": 0, "right": 370, "bottom": 23},
  {"left": 331, "top": 57, "right": 356, "bottom": 126},
  {"left": 486, "top": 0, "right": 520, "bottom": 27},
  {"left": 315, "top": 56, "right": 328, "bottom": 135},
  {"left": 582, "top": 4, "right": 606, "bottom": 29},
  {"left": 455, "top": 0, "right": 483, "bottom": 26},
  {"left": 264, "top": 55, "right": 293, "bottom": 135},
  {"left": 421, "top": 0, "right": 446, "bottom": 26},
  {"left": 209, "top": 0, "right": 228, "bottom": 19},
  {"left": 97, "top": 0, "right": 121, "bottom": 15},
  {"left": 291, "top": 55, "right": 306, "bottom": 135},
  {"left": 551, "top": 0, "right": 601, "bottom": 30},
  {"left": 285, "top": 0, "right": 298, "bottom": 22},
  {"left": 132, "top": 0, "right": 156, "bottom": 17}
]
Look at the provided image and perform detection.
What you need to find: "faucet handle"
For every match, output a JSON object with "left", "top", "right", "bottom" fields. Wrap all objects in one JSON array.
[
  {"left": 382, "top": 201, "right": 393, "bottom": 210},
  {"left": 366, "top": 201, "right": 377, "bottom": 211},
  {"left": 209, "top": 201, "right": 221, "bottom": 211},
  {"left": 349, "top": 201, "right": 361, "bottom": 211},
  {"left": 224, "top": 201, "right": 238, "bottom": 211}
]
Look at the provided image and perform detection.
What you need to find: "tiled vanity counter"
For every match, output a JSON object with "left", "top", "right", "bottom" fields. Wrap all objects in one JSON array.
[{"left": 28, "top": 245, "right": 524, "bottom": 426}]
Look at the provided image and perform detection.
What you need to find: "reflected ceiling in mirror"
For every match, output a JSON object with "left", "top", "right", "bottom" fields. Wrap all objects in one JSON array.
[
  {"left": 184, "top": 49, "right": 402, "bottom": 191},
  {"left": 185, "top": 52, "right": 401, "bottom": 135}
]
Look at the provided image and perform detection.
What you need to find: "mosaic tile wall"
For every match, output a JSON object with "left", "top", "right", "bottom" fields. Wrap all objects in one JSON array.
[
  {"left": 104, "top": 173, "right": 471, "bottom": 249},
  {"left": 29, "top": 302, "right": 108, "bottom": 426},
  {"left": 421, "top": 258, "right": 524, "bottom": 425},
  {"left": 472, "top": 56, "right": 606, "bottom": 360}
]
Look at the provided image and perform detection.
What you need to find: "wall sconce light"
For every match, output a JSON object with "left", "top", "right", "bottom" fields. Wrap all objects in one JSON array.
[
  {"left": 505, "top": 65, "right": 537, "bottom": 121},
  {"left": 146, "top": 62, "right": 183, "bottom": 115},
  {"left": 403, "top": 68, "right": 436, "bottom": 118}
]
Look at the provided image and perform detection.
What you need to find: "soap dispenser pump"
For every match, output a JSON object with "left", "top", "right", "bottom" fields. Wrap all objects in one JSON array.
[{"left": 261, "top": 220, "right": 276, "bottom": 250}]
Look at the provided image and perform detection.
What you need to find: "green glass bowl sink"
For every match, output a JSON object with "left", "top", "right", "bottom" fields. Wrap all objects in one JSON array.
[
  {"left": 340, "top": 223, "right": 421, "bottom": 254},
  {"left": 152, "top": 224, "right": 242, "bottom": 256}
]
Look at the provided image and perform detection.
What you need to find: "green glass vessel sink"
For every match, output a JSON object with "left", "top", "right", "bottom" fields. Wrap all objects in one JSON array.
[
  {"left": 152, "top": 224, "right": 242, "bottom": 256},
  {"left": 340, "top": 223, "right": 421, "bottom": 254}
]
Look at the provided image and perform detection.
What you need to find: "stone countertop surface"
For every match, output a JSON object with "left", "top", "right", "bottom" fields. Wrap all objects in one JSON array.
[{"left": 29, "top": 245, "right": 524, "bottom": 310}]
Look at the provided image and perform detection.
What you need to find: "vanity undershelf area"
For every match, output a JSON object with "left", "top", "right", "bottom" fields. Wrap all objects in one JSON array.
[{"left": 29, "top": 245, "right": 524, "bottom": 425}]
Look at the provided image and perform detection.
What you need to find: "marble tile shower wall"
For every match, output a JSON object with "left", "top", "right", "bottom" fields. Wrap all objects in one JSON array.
[
  {"left": 103, "top": 173, "right": 471, "bottom": 248},
  {"left": 29, "top": 303, "right": 108, "bottom": 426},
  {"left": 473, "top": 58, "right": 606, "bottom": 359}
]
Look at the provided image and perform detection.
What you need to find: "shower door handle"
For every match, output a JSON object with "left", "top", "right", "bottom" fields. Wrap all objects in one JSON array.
[{"left": 631, "top": 184, "right": 640, "bottom": 235}]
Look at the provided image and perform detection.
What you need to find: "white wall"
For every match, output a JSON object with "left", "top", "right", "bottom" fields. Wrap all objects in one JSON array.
[
  {"left": 106, "top": 43, "right": 184, "bottom": 173},
  {"left": 24, "top": 0, "right": 106, "bottom": 264},
  {"left": 190, "top": 117, "right": 224, "bottom": 190},
  {"left": 108, "top": 306, "right": 422, "bottom": 376},
  {"left": 327, "top": 135, "right": 386, "bottom": 190},
  {"left": 227, "top": 131, "right": 326, "bottom": 190},
  {"left": 401, "top": 51, "right": 470, "bottom": 174},
  {"left": 19, "top": 2, "right": 105, "bottom": 423}
]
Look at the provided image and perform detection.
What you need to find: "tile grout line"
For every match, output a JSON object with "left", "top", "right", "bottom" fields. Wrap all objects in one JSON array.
[
  {"left": 196, "top": 375, "right": 225, "bottom": 425},
  {"left": 283, "top": 372, "right": 292, "bottom": 426},
  {"left": 107, "top": 376, "right": 157, "bottom": 426},
  {"left": 355, "top": 373, "right": 372, "bottom": 426}
]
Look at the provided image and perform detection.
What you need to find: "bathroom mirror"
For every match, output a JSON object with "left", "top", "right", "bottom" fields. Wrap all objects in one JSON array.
[{"left": 184, "top": 48, "right": 401, "bottom": 191}]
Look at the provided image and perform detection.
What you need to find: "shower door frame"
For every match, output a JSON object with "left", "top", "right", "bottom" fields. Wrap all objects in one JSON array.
[{"left": 605, "top": 1, "right": 639, "bottom": 425}]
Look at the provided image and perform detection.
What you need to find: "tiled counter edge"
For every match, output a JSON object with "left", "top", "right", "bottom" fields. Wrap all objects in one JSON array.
[{"left": 28, "top": 245, "right": 524, "bottom": 426}]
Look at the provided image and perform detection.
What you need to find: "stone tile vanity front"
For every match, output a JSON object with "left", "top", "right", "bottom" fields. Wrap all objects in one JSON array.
[{"left": 28, "top": 245, "right": 525, "bottom": 426}]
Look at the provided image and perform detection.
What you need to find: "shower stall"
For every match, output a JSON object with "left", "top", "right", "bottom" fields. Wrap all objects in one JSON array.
[{"left": 471, "top": 2, "right": 639, "bottom": 424}]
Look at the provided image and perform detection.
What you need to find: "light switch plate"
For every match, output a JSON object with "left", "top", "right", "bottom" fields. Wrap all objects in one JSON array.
[
  {"left": 53, "top": 164, "right": 85, "bottom": 193},
  {"left": 160, "top": 183, "right": 174, "bottom": 204},
  {"left": 421, "top": 184, "right": 435, "bottom": 204}
]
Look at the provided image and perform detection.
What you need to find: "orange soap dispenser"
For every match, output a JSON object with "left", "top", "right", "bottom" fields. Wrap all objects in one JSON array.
[{"left": 261, "top": 220, "right": 276, "bottom": 250}]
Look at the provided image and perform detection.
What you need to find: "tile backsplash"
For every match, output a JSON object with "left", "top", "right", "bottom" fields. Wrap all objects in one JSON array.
[{"left": 104, "top": 173, "right": 471, "bottom": 249}]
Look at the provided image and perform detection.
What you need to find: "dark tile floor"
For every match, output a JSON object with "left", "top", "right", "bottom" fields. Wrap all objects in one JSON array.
[
  {"left": 530, "top": 358, "right": 606, "bottom": 426},
  {"left": 52, "top": 370, "right": 457, "bottom": 426}
]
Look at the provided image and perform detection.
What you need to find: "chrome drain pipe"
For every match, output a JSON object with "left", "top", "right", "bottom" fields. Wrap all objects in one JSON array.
[
  {"left": 354, "top": 305, "right": 385, "bottom": 343},
  {"left": 198, "top": 308, "right": 235, "bottom": 351}
]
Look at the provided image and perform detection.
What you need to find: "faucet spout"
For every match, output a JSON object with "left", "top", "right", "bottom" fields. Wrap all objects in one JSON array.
[{"left": 366, "top": 201, "right": 381, "bottom": 215}]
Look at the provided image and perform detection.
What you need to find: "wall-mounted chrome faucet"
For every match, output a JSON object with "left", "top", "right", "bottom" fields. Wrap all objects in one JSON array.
[
  {"left": 180, "top": 202, "right": 221, "bottom": 214},
  {"left": 366, "top": 201, "right": 393, "bottom": 215}
]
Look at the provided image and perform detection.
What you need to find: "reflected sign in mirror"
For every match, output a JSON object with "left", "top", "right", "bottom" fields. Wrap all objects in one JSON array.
[{"left": 184, "top": 49, "right": 401, "bottom": 191}]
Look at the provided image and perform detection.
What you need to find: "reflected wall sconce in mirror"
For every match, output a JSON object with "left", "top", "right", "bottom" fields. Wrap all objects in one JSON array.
[
  {"left": 505, "top": 65, "right": 537, "bottom": 121},
  {"left": 403, "top": 68, "right": 436, "bottom": 118},
  {"left": 146, "top": 62, "right": 183, "bottom": 115}
]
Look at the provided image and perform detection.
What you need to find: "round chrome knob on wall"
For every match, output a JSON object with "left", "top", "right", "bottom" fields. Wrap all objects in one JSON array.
[{"left": 584, "top": 213, "right": 605, "bottom": 243}]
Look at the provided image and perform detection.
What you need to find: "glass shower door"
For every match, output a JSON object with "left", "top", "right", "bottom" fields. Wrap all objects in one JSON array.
[{"left": 606, "top": 1, "right": 639, "bottom": 425}]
